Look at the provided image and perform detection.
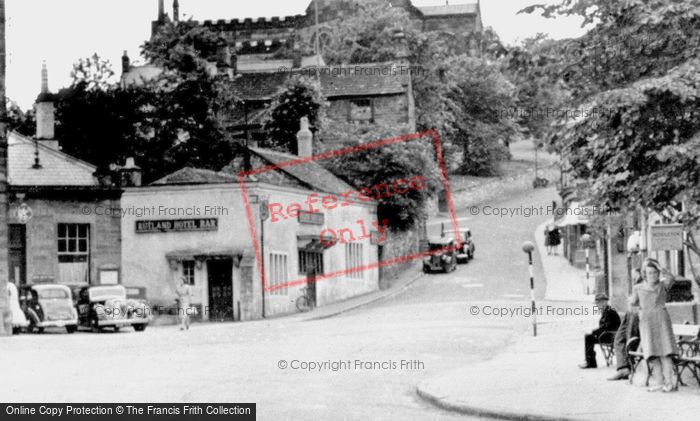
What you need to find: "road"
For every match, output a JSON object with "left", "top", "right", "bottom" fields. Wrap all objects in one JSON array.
[{"left": 2, "top": 187, "right": 559, "bottom": 420}]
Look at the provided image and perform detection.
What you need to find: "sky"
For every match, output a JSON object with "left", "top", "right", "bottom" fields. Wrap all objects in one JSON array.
[{"left": 5, "top": 0, "right": 586, "bottom": 110}]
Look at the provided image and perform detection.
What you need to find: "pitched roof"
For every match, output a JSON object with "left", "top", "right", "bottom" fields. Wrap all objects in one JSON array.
[
  {"left": 419, "top": 3, "right": 479, "bottom": 16},
  {"left": 150, "top": 167, "right": 238, "bottom": 185},
  {"left": 7, "top": 131, "right": 98, "bottom": 187},
  {"left": 249, "top": 147, "right": 354, "bottom": 195},
  {"left": 231, "top": 62, "right": 409, "bottom": 100}
]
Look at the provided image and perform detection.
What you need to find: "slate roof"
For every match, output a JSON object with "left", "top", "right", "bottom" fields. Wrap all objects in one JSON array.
[
  {"left": 7, "top": 131, "right": 98, "bottom": 187},
  {"left": 419, "top": 3, "right": 479, "bottom": 16},
  {"left": 231, "top": 62, "right": 410, "bottom": 100},
  {"left": 151, "top": 167, "right": 238, "bottom": 185},
  {"left": 249, "top": 147, "right": 355, "bottom": 195}
]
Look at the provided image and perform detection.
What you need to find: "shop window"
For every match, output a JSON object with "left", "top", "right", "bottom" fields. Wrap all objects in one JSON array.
[
  {"left": 182, "top": 261, "right": 195, "bottom": 285},
  {"left": 349, "top": 99, "right": 373, "bottom": 122},
  {"left": 299, "top": 250, "right": 324, "bottom": 276},
  {"left": 345, "top": 243, "right": 364, "bottom": 279},
  {"left": 57, "top": 223, "right": 90, "bottom": 284},
  {"left": 269, "top": 252, "right": 289, "bottom": 296}
]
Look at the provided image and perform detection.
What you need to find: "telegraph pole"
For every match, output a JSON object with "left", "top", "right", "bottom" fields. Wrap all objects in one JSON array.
[{"left": 0, "top": 0, "right": 11, "bottom": 336}]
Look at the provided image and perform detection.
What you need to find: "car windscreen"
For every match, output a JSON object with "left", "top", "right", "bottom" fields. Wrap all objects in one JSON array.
[
  {"left": 36, "top": 288, "right": 69, "bottom": 299},
  {"left": 429, "top": 243, "right": 449, "bottom": 251}
]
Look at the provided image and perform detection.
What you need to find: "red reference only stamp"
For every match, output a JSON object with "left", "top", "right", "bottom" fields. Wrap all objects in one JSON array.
[{"left": 239, "top": 129, "right": 460, "bottom": 293}]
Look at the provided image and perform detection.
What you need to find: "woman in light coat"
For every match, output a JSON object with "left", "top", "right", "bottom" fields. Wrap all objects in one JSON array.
[{"left": 629, "top": 258, "right": 678, "bottom": 392}]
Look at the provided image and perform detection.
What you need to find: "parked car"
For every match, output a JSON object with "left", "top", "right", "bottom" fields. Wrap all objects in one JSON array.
[
  {"left": 75, "top": 285, "right": 150, "bottom": 332},
  {"left": 455, "top": 228, "right": 476, "bottom": 263},
  {"left": 423, "top": 236, "right": 457, "bottom": 273},
  {"left": 18, "top": 284, "right": 78, "bottom": 333},
  {"left": 6, "top": 282, "right": 29, "bottom": 334}
]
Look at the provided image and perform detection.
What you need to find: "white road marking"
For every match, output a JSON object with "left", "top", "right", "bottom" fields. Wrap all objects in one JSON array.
[{"left": 461, "top": 283, "right": 484, "bottom": 288}]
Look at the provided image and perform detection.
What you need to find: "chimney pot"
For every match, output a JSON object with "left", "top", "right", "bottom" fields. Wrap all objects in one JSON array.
[
  {"left": 296, "top": 116, "right": 313, "bottom": 158},
  {"left": 122, "top": 50, "right": 130, "bottom": 74}
]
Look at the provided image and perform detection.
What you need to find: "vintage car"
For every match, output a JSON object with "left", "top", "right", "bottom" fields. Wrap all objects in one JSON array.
[
  {"left": 422, "top": 236, "right": 458, "bottom": 273},
  {"left": 75, "top": 285, "right": 150, "bottom": 332},
  {"left": 6, "top": 282, "right": 29, "bottom": 334},
  {"left": 455, "top": 228, "right": 476, "bottom": 263},
  {"left": 18, "top": 284, "right": 78, "bottom": 333}
]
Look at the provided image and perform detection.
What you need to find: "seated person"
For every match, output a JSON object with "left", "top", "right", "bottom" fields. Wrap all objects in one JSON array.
[
  {"left": 579, "top": 293, "right": 621, "bottom": 369},
  {"left": 608, "top": 269, "right": 643, "bottom": 380}
]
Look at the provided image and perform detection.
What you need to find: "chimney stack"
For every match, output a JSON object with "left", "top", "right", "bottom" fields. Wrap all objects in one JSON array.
[
  {"left": 173, "top": 0, "right": 179, "bottom": 23},
  {"left": 119, "top": 157, "right": 142, "bottom": 187},
  {"left": 296, "top": 116, "right": 313, "bottom": 158},
  {"left": 158, "top": 0, "right": 165, "bottom": 21},
  {"left": 35, "top": 62, "right": 57, "bottom": 145},
  {"left": 121, "top": 50, "right": 130, "bottom": 74}
]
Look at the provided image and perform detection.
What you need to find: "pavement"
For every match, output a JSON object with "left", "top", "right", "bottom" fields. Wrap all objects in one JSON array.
[
  {"left": 416, "top": 219, "right": 700, "bottom": 421},
  {"left": 298, "top": 262, "right": 424, "bottom": 321}
]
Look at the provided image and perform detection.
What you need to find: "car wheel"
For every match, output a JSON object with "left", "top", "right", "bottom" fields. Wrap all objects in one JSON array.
[
  {"left": 66, "top": 325, "right": 77, "bottom": 334},
  {"left": 113, "top": 327, "right": 120, "bottom": 332},
  {"left": 423, "top": 266, "right": 430, "bottom": 274},
  {"left": 12, "top": 327, "right": 20, "bottom": 335},
  {"left": 134, "top": 324, "right": 147, "bottom": 332}
]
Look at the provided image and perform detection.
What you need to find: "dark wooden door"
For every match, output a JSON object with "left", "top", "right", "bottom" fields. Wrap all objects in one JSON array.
[
  {"left": 207, "top": 259, "right": 234, "bottom": 321},
  {"left": 8, "top": 225, "right": 26, "bottom": 285}
]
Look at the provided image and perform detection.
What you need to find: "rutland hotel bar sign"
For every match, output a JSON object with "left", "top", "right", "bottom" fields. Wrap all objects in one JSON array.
[{"left": 135, "top": 218, "right": 219, "bottom": 234}]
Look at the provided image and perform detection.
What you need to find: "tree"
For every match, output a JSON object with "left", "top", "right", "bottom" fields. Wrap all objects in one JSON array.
[
  {"left": 70, "top": 54, "right": 116, "bottom": 91},
  {"left": 2, "top": 100, "right": 35, "bottom": 137},
  {"left": 323, "top": 125, "right": 441, "bottom": 231},
  {"left": 520, "top": 0, "right": 700, "bottom": 221},
  {"left": 261, "top": 75, "right": 328, "bottom": 154}
]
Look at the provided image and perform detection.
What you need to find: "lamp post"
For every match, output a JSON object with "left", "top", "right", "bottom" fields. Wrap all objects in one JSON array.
[
  {"left": 581, "top": 233, "right": 594, "bottom": 295},
  {"left": 522, "top": 241, "right": 537, "bottom": 337},
  {"left": 260, "top": 197, "right": 269, "bottom": 318}
]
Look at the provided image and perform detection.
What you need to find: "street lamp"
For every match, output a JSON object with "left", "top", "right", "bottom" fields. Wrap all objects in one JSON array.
[{"left": 522, "top": 241, "right": 537, "bottom": 337}]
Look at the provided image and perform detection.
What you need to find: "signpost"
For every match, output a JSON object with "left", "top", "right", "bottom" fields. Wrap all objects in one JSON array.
[
  {"left": 649, "top": 224, "right": 684, "bottom": 251},
  {"left": 521, "top": 241, "right": 537, "bottom": 337}
]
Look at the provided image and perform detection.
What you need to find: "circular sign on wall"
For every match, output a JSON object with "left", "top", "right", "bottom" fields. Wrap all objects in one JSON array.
[{"left": 16, "top": 203, "right": 33, "bottom": 224}]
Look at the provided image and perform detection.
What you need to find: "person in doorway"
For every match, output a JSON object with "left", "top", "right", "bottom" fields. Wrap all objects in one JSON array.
[
  {"left": 579, "top": 293, "right": 621, "bottom": 369},
  {"left": 175, "top": 276, "right": 193, "bottom": 331},
  {"left": 630, "top": 258, "right": 678, "bottom": 392},
  {"left": 549, "top": 226, "right": 561, "bottom": 255},
  {"left": 608, "top": 269, "right": 643, "bottom": 380}
]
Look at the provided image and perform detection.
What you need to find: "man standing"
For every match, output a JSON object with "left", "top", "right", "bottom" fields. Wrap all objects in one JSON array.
[
  {"left": 175, "top": 276, "right": 193, "bottom": 331},
  {"left": 579, "top": 293, "right": 621, "bottom": 369}
]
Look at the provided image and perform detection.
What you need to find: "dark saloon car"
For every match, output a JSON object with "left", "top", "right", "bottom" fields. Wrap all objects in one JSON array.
[
  {"left": 76, "top": 285, "right": 150, "bottom": 332},
  {"left": 18, "top": 284, "right": 78, "bottom": 333},
  {"left": 422, "top": 237, "right": 457, "bottom": 273}
]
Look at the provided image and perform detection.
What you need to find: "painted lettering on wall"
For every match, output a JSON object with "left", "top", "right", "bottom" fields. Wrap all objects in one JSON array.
[{"left": 135, "top": 218, "right": 218, "bottom": 234}]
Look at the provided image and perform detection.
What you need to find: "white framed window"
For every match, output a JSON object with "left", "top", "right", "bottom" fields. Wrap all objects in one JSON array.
[
  {"left": 182, "top": 261, "right": 195, "bottom": 285},
  {"left": 345, "top": 243, "right": 364, "bottom": 279},
  {"left": 57, "top": 223, "right": 90, "bottom": 284},
  {"left": 349, "top": 99, "right": 373, "bottom": 122},
  {"left": 268, "top": 252, "right": 289, "bottom": 295}
]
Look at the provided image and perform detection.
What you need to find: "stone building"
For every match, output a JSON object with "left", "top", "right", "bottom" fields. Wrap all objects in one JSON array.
[
  {"left": 5, "top": 66, "right": 125, "bottom": 286},
  {"left": 120, "top": 123, "right": 381, "bottom": 321},
  {"left": 152, "top": 0, "right": 483, "bottom": 58}
]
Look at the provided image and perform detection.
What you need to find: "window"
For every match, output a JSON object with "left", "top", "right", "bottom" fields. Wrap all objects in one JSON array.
[
  {"left": 268, "top": 252, "right": 289, "bottom": 295},
  {"left": 299, "top": 250, "right": 324, "bottom": 276},
  {"left": 345, "top": 243, "right": 364, "bottom": 279},
  {"left": 57, "top": 224, "right": 90, "bottom": 284},
  {"left": 182, "top": 261, "right": 195, "bottom": 285},
  {"left": 57, "top": 224, "right": 89, "bottom": 259},
  {"left": 349, "top": 99, "right": 373, "bottom": 122}
]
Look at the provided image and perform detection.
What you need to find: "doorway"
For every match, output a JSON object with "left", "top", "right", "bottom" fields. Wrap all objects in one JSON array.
[
  {"left": 8, "top": 225, "right": 26, "bottom": 285},
  {"left": 207, "top": 259, "right": 234, "bottom": 322}
]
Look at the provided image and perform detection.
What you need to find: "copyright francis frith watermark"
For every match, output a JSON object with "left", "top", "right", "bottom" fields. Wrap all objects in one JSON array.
[{"left": 239, "top": 130, "right": 461, "bottom": 293}]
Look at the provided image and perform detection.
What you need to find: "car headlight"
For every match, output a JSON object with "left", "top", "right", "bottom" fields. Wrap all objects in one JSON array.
[{"left": 441, "top": 254, "right": 449, "bottom": 261}]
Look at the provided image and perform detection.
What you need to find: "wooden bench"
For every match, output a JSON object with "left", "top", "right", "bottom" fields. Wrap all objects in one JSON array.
[{"left": 627, "top": 323, "right": 700, "bottom": 388}]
